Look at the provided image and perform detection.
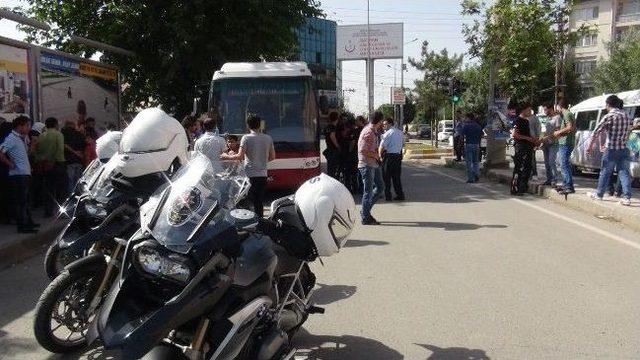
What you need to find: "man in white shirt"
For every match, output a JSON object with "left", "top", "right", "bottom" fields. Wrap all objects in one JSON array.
[{"left": 194, "top": 117, "right": 227, "bottom": 167}]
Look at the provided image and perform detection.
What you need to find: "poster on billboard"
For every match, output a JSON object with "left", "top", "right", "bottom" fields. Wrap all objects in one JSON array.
[
  {"left": 0, "top": 43, "right": 31, "bottom": 122},
  {"left": 337, "top": 23, "right": 403, "bottom": 60},
  {"left": 40, "top": 51, "right": 119, "bottom": 134}
]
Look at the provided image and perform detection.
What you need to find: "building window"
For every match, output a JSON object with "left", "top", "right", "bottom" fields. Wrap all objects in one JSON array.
[
  {"left": 572, "top": 6, "right": 599, "bottom": 21},
  {"left": 575, "top": 57, "right": 597, "bottom": 79},
  {"left": 576, "top": 33, "right": 598, "bottom": 47},
  {"left": 620, "top": 0, "right": 640, "bottom": 16}
]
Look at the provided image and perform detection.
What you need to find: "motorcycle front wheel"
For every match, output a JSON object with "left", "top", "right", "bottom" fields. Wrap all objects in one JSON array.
[
  {"left": 44, "top": 242, "right": 84, "bottom": 280},
  {"left": 33, "top": 267, "right": 104, "bottom": 353}
]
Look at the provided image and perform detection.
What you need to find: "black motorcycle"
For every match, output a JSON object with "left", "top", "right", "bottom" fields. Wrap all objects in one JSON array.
[
  {"left": 34, "top": 159, "right": 175, "bottom": 353},
  {"left": 88, "top": 155, "right": 320, "bottom": 359}
]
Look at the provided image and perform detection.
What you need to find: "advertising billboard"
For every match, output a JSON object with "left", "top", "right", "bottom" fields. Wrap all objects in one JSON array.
[
  {"left": 39, "top": 51, "right": 119, "bottom": 133},
  {"left": 0, "top": 43, "right": 31, "bottom": 122},
  {"left": 336, "top": 23, "right": 403, "bottom": 60}
]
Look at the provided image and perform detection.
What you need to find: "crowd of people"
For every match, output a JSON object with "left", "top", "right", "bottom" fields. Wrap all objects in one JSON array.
[
  {"left": 0, "top": 112, "right": 101, "bottom": 234},
  {"left": 323, "top": 110, "right": 406, "bottom": 225},
  {"left": 505, "top": 96, "right": 638, "bottom": 205}
]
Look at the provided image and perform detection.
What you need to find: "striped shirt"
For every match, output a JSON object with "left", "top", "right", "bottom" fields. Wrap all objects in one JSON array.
[
  {"left": 357, "top": 123, "right": 379, "bottom": 168},
  {"left": 592, "top": 108, "right": 633, "bottom": 150},
  {"left": 0, "top": 131, "right": 31, "bottom": 176}
]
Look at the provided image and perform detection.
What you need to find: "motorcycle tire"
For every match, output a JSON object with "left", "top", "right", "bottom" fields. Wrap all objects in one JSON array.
[
  {"left": 44, "top": 243, "right": 62, "bottom": 280},
  {"left": 33, "top": 267, "right": 103, "bottom": 353}
]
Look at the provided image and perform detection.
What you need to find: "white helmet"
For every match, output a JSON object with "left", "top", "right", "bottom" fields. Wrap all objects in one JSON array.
[
  {"left": 294, "top": 174, "right": 357, "bottom": 257},
  {"left": 114, "top": 108, "right": 188, "bottom": 178},
  {"left": 96, "top": 131, "right": 122, "bottom": 161}
]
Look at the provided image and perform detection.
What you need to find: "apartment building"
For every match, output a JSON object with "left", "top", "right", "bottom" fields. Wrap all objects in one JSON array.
[{"left": 570, "top": 0, "right": 640, "bottom": 92}]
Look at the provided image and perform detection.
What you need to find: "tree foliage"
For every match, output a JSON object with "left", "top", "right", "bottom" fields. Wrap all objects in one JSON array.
[
  {"left": 409, "top": 42, "right": 463, "bottom": 122},
  {"left": 461, "top": 0, "right": 584, "bottom": 103},
  {"left": 16, "top": 1, "right": 322, "bottom": 116},
  {"left": 592, "top": 31, "right": 640, "bottom": 93}
]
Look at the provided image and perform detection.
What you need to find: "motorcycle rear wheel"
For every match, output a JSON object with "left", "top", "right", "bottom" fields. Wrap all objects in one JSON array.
[{"left": 33, "top": 267, "right": 103, "bottom": 353}]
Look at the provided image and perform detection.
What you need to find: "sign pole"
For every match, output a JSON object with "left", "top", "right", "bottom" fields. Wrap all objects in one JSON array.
[{"left": 366, "top": 0, "right": 374, "bottom": 118}]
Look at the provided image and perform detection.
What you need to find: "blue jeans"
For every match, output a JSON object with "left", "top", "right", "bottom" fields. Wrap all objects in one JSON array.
[
  {"left": 543, "top": 144, "right": 559, "bottom": 184},
  {"left": 464, "top": 144, "right": 480, "bottom": 182},
  {"left": 359, "top": 166, "right": 384, "bottom": 220},
  {"left": 596, "top": 148, "right": 632, "bottom": 199},
  {"left": 559, "top": 144, "right": 574, "bottom": 190}
]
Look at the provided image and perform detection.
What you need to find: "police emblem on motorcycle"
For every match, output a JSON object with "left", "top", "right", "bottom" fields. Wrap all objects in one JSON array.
[{"left": 167, "top": 187, "right": 203, "bottom": 226}]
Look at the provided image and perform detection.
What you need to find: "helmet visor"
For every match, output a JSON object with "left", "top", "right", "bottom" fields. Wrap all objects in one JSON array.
[{"left": 329, "top": 213, "right": 352, "bottom": 244}]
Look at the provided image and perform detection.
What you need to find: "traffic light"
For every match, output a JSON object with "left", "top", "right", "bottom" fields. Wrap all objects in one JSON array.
[{"left": 451, "top": 77, "right": 462, "bottom": 104}]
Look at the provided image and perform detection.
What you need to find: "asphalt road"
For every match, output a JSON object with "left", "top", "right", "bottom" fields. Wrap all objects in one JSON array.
[{"left": 1, "top": 162, "right": 640, "bottom": 359}]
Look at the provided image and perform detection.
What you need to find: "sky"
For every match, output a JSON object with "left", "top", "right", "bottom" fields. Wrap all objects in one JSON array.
[{"left": 0, "top": 0, "right": 474, "bottom": 114}]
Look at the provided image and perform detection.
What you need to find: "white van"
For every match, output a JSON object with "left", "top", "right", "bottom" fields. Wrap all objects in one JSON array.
[
  {"left": 437, "top": 120, "right": 454, "bottom": 142},
  {"left": 570, "top": 89, "right": 640, "bottom": 181}
]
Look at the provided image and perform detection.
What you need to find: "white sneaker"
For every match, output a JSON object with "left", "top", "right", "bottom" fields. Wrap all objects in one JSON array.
[
  {"left": 620, "top": 198, "right": 631, "bottom": 206},
  {"left": 587, "top": 192, "right": 603, "bottom": 201}
]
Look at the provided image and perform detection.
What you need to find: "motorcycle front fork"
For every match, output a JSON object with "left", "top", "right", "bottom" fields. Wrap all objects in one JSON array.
[{"left": 87, "top": 242, "right": 123, "bottom": 314}]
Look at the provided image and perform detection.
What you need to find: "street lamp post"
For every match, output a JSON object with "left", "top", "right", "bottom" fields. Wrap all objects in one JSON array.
[{"left": 399, "top": 38, "right": 418, "bottom": 130}]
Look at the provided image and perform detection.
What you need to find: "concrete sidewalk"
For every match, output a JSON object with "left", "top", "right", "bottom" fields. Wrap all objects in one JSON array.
[
  {"left": 441, "top": 157, "right": 640, "bottom": 233},
  {"left": 0, "top": 214, "right": 66, "bottom": 270}
]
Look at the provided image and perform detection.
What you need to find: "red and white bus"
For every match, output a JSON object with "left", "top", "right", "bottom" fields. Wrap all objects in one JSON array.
[{"left": 208, "top": 62, "right": 320, "bottom": 189}]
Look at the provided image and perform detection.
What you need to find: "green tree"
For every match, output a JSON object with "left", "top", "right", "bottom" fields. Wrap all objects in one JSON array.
[
  {"left": 409, "top": 42, "right": 463, "bottom": 122},
  {"left": 592, "top": 31, "right": 640, "bottom": 93},
  {"left": 15, "top": 1, "right": 322, "bottom": 115},
  {"left": 376, "top": 104, "right": 395, "bottom": 119},
  {"left": 461, "top": 0, "right": 584, "bottom": 104}
]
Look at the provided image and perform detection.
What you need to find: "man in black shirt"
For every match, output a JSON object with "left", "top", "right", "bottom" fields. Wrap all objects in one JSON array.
[
  {"left": 511, "top": 102, "right": 540, "bottom": 195},
  {"left": 323, "top": 112, "right": 341, "bottom": 179}
]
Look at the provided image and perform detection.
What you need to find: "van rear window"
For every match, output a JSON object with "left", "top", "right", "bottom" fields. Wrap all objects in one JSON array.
[{"left": 575, "top": 110, "right": 598, "bottom": 131}]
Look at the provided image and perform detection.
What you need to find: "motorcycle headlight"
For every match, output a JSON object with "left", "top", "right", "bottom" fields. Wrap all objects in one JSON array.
[
  {"left": 136, "top": 246, "right": 192, "bottom": 284},
  {"left": 84, "top": 202, "right": 107, "bottom": 218}
]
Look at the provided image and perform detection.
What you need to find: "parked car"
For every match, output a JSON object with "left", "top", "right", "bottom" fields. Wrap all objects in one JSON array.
[
  {"left": 418, "top": 124, "right": 431, "bottom": 139},
  {"left": 437, "top": 120, "right": 454, "bottom": 142}
]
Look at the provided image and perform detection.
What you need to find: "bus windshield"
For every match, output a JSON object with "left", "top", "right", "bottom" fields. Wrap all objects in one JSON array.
[{"left": 209, "top": 77, "right": 318, "bottom": 152}]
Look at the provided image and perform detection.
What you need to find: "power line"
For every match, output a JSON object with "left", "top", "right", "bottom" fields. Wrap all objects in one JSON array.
[{"left": 323, "top": 6, "right": 463, "bottom": 16}]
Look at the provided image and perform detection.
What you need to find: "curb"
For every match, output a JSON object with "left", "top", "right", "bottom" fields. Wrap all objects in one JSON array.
[
  {"left": 443, "top": 158, "right": 640, "bottom": 233},
  {"left": 0, "top": 220, "right": 66, "bottom": 270}
]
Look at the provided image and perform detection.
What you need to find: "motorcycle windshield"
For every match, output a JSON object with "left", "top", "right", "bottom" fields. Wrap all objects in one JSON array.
[
  {"left": 89, "top": 158, "right": 118, "bottom": 204},
  {"left": 83, "top": 159, "right": 103, "bottom": 189},
  {"left": 140, "top": 154, "right": 249, "bottom": 248}
]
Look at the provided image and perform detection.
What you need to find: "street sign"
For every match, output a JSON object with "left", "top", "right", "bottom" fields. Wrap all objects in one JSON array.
[
  {"left": 337, "top": 23, "right": 403, "bottom": 60},
  {"left": 391, "top": 87, "right": 406, "bottom": 105}
]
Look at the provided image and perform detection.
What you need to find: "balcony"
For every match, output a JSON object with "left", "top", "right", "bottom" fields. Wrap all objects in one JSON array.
[{"left": 617, "top": 12, "right": 640, "bottom": 24}]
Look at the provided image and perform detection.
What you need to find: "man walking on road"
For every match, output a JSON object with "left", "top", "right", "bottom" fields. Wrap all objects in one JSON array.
[
  {"left": 460, "top": 113, "right": 484, "bottom": 183},
  {"left": 379, "top": 118, "right": 405, "bottom": 201},
  {"left": 554, "top": 100, "right": 576, "bottom": 194},
  {"left": 221, "top": 114, "right": 275, "bottom": 218},
  {"left": 541, "top": 103, "right": 561, "bottom": 186},
  {"left": 358, "top": 111, "right": 384, "bottom": 225},
  {"left": 587, "top": 95, "right": 634, "bottom": 206}
]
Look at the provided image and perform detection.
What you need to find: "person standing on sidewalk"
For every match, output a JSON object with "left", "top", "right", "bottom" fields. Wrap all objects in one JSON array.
[
  {"left": 542, "top": 103, "right": 561, "bottom": 186},
  {"left": 35, "top": 117, "right": 66, "bottom": 217},
  {"left": 554, "top": 100, "right": 576, "bottom": 194},
  {"left": 358, "top": 111, "right": 385, "bottom": 225},
  {"left": 460, "top": 113, "right": 484, "bottom": 183},
  {"left": 511, "top": 103, "right": 540, "bottom": 195},
  {"left": 379, "top": 117, "right": 405, "bottom": 201},
  {"left": 453, "top": 115, "right": 465, "bottom": 162},
  {"left": 587, "top": 95, "right": 634, "bottom": 206},
  {"left": 0, "top": 116, "right": 39, "bottom": 233},
  {"left": 221, "top": 114, "right": 275, "bottom": 218},
  {"left": 61, "top": 120, "right": 85, "bottom": 195},
  {"left": 528, "top": 110, "right": 542, "bottom": 179}
]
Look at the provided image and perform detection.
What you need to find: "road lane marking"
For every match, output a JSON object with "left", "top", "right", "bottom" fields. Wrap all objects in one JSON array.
[{"left": 425, "top": 167, "right": 640, "bottom": 251}]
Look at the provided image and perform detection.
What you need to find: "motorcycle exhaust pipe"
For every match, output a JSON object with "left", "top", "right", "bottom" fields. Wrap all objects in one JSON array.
[
  {"left": 279, "top": 309, "right": 303, "bottom": 332},
  {"left": 257, "top": 328, "right": 288, "bottom": 360}
]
